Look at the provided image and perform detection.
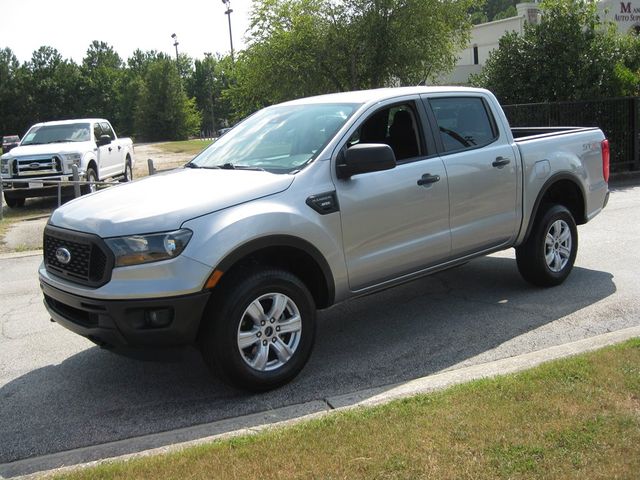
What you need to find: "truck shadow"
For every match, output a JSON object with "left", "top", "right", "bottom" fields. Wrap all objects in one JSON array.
[{"left": 0, "top": 255, "right": 617, "bottom": 471}]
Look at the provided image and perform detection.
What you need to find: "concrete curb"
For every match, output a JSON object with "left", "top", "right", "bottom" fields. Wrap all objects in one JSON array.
[
  {"left": 0, "top": 250, "right": 41, "bottom": 260},
  {"left": 0, "top": 250, "right": 42, "bottom": 260},
  {"left": 3, "top": 325, "right": 639, "bottom": 479}
]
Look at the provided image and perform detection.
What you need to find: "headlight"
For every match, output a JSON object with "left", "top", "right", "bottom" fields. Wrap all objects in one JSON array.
[
  {"left": 105, "top": 229, "right": 193, "bottom": 267},
  {"left": 62, "top": 152, "right": 82, "bottom": 165},
  {"left": 0, "top": 157, "right": 9, "bottom": 175}
]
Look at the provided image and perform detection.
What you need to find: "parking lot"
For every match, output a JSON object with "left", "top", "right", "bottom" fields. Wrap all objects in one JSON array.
[{"left": 1, "top": 181, "right": 639, "bottom": 477}]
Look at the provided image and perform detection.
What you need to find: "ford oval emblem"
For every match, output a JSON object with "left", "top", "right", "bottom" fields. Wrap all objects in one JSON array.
[{"left": 55, "top": 247, "right": 72, "bottom": 265}]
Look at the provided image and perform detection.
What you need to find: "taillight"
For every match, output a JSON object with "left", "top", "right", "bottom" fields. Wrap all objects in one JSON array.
[{"left": 601, "top": 139, "right": 610, "bottom": 183}]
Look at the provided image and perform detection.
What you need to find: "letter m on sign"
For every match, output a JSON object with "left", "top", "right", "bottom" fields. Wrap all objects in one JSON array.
[{"left": 620, "top": 2, "right": 631, "bottom": 13}]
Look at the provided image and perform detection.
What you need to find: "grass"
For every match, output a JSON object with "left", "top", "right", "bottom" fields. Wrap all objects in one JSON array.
[
  {"left": 155, "top": 139, "right": 214, "bottom": 155},
  {"left": 55, "top": 339, "right": 640, "bottom": 480}
]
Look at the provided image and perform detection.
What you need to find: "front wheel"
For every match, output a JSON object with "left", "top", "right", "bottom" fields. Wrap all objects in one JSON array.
[
  {"left": 199, "top": 269, "right": 316, "bottom": 391},
  {"left": 81, "top": 167, "right": 98, "bottom": 195},
  {"left": 4, "top": 193, "right": 25, "bottom": 208},
  {"left": 516, "top": 205, "right": 578, "bottom": 287},
  {"left": 120, "top": 160, "right": 133, "bottom": 183}
]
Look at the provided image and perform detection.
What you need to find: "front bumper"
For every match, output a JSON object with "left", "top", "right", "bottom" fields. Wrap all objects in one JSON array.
[
  {"left": 2, "top": 176, "right": 77, "bottom": 199},
  {"left": 41, "top": 280, "right": 211, "bottom": 349}
]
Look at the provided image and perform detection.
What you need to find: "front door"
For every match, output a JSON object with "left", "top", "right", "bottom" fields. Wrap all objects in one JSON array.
[{"left": 335, "top": 102, "right": 451, "bottom": 291}]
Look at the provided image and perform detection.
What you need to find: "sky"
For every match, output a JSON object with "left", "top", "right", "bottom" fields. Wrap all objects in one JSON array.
[{"left": 0, "top": 0, "right": 252, "bottom": 64}]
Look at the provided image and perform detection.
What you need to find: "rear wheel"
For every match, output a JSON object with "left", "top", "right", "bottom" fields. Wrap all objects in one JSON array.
[
  {"left": 199, "top": 269, "right": 316, "bottom": 391},
  {"left": 516, "top": 204, "right": 578, "bottom": 287},
  {"left": 3, "top": 194, "right": 25, "bottom": 208}
]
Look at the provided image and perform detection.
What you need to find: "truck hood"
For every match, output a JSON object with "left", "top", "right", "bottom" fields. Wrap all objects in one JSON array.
[
  {"left": 50, "top": 168, "right": 294, "bottom": 237},
  {"left": 4, "top": 142, "right": 97, "bottom": 157},
  {"left": 5, "top": 142, "right": 95, "bottom": 157}
]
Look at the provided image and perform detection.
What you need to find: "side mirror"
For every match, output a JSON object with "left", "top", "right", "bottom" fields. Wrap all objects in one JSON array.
[
  {"left": 336, "top": 143, "right": 396, "bottom": 179},
  {"left": 97, "top": 134, "right": 112, "bottom": 147}
]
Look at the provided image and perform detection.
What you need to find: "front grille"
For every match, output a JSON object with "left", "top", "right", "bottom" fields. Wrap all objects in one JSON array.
[
  {"left": 44, "top": 225, "right": 114, "bottom": 287},
  {"left": 15, "top": 155, "right": 62, "bottom": 177}
]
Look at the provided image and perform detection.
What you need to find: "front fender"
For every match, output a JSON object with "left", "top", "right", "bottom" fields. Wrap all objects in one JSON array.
[{"left": 180, "top": 196, "right": 348, "bottom": 302}]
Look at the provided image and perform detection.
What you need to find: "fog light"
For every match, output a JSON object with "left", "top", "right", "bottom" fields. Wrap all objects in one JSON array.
[{"left": 145, "top": 308, "right": 173, "bottom": 328}]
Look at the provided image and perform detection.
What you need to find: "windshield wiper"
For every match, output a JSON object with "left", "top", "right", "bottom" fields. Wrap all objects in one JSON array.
[
  {"left": 219, "top": 163, "right": 265, "bottom": 171},
  {"left": 185, "top": 163, "right": 201, "bottom": 168},
  {"left": 47, "top": 140, "right": 76, "bottom": 144}
]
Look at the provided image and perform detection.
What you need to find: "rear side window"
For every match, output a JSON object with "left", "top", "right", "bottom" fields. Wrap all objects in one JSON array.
[{"left": 429, "top": 97, "right": 497, "bottom": 153}]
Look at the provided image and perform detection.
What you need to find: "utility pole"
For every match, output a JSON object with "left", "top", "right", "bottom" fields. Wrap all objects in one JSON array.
[
  {"left": 171, "top": 33, "right": 179, "bottom": 63},
  {"left": 221, "top": 0, "right": 234, "bottom": 62}
]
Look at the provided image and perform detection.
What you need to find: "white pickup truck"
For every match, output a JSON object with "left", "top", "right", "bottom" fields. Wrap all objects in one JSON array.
[{"left": 0, "top": 118, "right": 134, "bottom": 207}]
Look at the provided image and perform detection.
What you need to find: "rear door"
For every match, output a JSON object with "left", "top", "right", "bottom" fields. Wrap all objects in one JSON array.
[
  {"left": 334, "top": 99, "right": 451, "bottom": 291},
  {"left": 421, "top": 94, "right": 519, "bottom": 257}
]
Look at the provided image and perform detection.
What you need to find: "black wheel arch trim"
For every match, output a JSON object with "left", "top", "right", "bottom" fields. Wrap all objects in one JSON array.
[
  {"left": 213, "top": 235, "right": 336, "bottom": 307},
  {"left": 522, "top": 173, "right": 586, "bottom": 243}
]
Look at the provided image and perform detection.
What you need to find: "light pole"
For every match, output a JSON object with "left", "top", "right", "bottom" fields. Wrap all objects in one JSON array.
[
  {"left": 171, "top": 33, "right": 179, "bottom": 63},
  {"left": 221, "top": 0, "right": 234, "bottom": 62}
]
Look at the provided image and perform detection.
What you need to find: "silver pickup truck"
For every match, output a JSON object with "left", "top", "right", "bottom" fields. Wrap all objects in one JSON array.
[
  {"left": 1, "top": 118, "right": 134, "bottom": 207},
  {"left": 39, "top": 87, "right": 609, "bottom": 390}
]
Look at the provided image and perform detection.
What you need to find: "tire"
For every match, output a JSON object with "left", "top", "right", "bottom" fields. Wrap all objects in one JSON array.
[
  {"left": 199, "top": 269, "right": 316, "bottom": 391},
  {"left": 81, "top": 167, "right": 98, "bottom": 195},
  {"left": 516, "top": 204, "right": 578, "bottom": 287},
  {"left": 4, "top": 194, "right": 25, "bottom": 208},
  {"left": 120, "top": 159, "right": 133, "bottom": 183}
]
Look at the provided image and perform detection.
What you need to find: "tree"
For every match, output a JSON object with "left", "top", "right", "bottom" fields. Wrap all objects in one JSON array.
[
  {"left": 225, "top": 0, "right": 478, "bottom": 118},
  {"left": 187, "top": 54, "right": 232, "bottom": 135},
  {"left": 21, "top": 46, "right": 82, "bottom": 126},
  {"left": 135, "top": 57, "right": 201, "bottom": 140},
  {"left": 0, "top": 48, "right": 23, "bottom": 136},
  {"left": 79, "top": 41, "right": 123, "bottom": 125},
  {"left": 471, "top": 0, "right": 640, "bottom": 103}
]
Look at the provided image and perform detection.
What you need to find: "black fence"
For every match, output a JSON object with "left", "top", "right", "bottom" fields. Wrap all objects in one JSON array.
[{"left": 503, "top": 97, "right": 640, "bottom": 173}]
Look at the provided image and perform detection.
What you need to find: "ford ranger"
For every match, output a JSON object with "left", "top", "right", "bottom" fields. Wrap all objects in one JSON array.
[
  {"left": 38, "top": 87, "right": 609, "bottom": 391},
  {"left": 1, "top": 118, "right": 134, "bottom": 207}
]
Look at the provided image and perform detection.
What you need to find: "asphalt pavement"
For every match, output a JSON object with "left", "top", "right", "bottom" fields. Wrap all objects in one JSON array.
[{"left": 1, "top": 183, "right": 639, "bottom": 477}]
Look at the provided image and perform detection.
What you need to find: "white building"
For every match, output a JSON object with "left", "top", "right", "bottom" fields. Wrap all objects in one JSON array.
[{"left": 443, "top": 1, "right": 640, "bottom": 85}]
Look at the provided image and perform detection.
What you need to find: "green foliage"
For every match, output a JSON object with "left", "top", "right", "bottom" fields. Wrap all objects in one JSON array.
[
  {"left": 471, "top": 0, "right": 640, "bottom": 103},
  {"left": 225, "top": 0, "right": 478, "bottom": 119},
  {"left": 0, "top": 47, "right": 22, "bottom": 136},
  {"left": 0, "top": 43, "right": 207, "bottom": 141},
  {"left": 470, "top": 0, "right": 518, "bottom": 24},
  {"left": 135, "top": 58, "right": 201, "bottom": 141},
  {"left": 186, "top": 54, "right": 231, "bottom": 135},
  {"left": 79, "top": 41, "right": 123, "bottom": 125}
]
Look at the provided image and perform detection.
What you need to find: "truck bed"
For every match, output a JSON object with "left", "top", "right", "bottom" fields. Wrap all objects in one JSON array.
[{"left": 511, "top": 126, "right": 600, "bottom": 141}]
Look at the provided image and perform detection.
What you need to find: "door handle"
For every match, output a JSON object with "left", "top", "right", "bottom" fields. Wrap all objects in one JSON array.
[
  {"left": 108, "top": 147, "right": 113, "bottom": 152},
  {"left": 492, "top": 156, "right": 511, "bottom": 168},
  {"left": 417, "top": 173, "right": 440, "bottom": 186},
  {"left": 117, "top": 145, "right": 122, "bottom": 151}
]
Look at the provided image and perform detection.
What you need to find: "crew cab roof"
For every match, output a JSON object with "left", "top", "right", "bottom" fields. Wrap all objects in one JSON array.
[
  {"left": 279, "top": 86, "right": 490, "bottom": 107},
  {"left": 28, "top": 118, "right": 109, "bottom": 128}
]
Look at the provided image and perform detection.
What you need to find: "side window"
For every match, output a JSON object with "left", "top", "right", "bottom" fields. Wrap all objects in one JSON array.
[
  {"left": 93, "top": 123, "right": 103, "bottom": 141},
  {"left": 429, "top": 97, "right": 497, "bottom": 153},
  {"left": 348, "top": 103, "right": 423, "bottom": 161},
  {"left": 100, "top": 122, "right": 115, "bottom": 140}
]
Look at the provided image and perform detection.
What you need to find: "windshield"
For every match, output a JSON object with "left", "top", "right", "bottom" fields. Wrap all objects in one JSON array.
[
  {"left": 21, "top": 123, "right": 91, "bottom": 146},
  {"left": 190, "top": 103, "right": 358, "bottom": 173}
]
